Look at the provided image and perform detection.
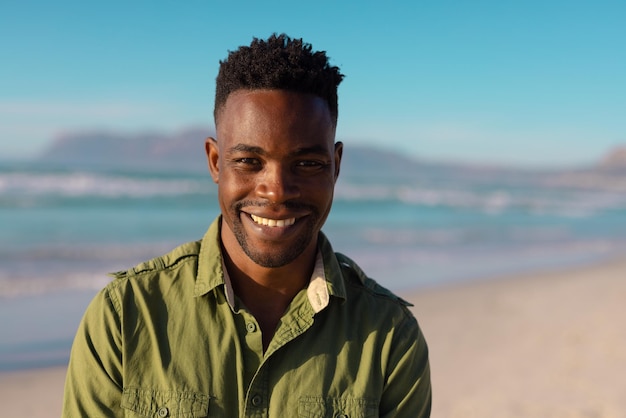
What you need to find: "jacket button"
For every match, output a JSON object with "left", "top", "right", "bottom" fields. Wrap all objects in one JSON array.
[
  {"left": 251, "top": 394, "right": 262, "bottom": 406},
  {"left": 157, "top": 407, "right": 169, "bottom": 417},
  {"left": 246, "top": 322, "right": 257, "bottom": 333}
]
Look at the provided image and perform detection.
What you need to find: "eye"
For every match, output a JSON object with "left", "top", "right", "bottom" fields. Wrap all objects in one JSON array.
[
  {"left": 232, "top": 157, "right": 262, "bottom": 171},
  {"left": 237, "top": 158, "right": 260, "bottom": 165},
  {"left": 296, "top": 160, "right": 322, "bottom": 167},
  {"left": 294, "top": 160, "right": 329, "bottom": 173}
]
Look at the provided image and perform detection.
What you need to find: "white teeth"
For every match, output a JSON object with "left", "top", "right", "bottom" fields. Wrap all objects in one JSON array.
[{"left": 250, "top": 214, "right": 296, "bottom": 227}]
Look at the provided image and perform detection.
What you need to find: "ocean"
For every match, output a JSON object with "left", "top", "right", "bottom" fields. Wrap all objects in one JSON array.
[{"left": 1, "top": 159, "right": 625, "bottom": 370}]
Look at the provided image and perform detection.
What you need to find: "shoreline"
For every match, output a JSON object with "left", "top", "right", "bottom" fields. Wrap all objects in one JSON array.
[{"left": 2, "top": 255, "right": 625, "bottom": 417}]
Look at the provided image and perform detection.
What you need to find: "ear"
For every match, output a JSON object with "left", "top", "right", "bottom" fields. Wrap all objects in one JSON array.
[
  {"left": 205, "top": 137, "right": 220, "bottom": 184},
  {"left": 333, "top": 141, "right": 343, "bottom": 181}
]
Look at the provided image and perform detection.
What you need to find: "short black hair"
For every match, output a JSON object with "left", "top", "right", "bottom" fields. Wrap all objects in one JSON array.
[{"left": 214, "top": 33, "right": 344, "bottom": 125}]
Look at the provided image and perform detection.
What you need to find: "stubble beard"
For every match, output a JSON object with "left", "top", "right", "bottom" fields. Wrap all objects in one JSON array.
[{"left": 231, "top": 202, "right": 320, "bottom": 268}]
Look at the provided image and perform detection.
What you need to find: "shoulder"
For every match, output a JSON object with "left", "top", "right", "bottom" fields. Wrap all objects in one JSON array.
[
  {"left": 334, "top": 252, "right": 415, "bottom": 317},
  {"left": 102, "top": 240, "right": 203, "bottom": 305},
  {"left": 335, "top": 252, "right": 412, "bottom": 305},
  {"left": 331, "top": 252, "right": 428, "bottom": 358},
  {"left": 108, "top": 240, "right": 202, "bottom": 281}
]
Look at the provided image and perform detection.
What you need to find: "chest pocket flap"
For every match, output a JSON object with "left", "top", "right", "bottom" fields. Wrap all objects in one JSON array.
[
  {"left": 122, "top": 387, "right": 209, "bottom": 417},
  {"left": 299, "top": 396, "right": 378, "bottom": 418}
]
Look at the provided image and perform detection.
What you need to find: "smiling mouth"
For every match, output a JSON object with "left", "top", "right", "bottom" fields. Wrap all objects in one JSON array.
[{"left": 250, "top": 214, "right": 296, "bottom": 227}]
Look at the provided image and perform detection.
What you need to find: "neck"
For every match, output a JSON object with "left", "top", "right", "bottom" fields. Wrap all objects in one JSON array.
[
  {"left": 224, "top": 252, "right": 313, "bottom": 307},
  {"left": 220, "top": 238, "right": 317, "bottom": 350}
]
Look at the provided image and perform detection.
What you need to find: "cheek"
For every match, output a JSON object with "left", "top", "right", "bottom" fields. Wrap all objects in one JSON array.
[
  {"left": 218, "top": 173, "right": 253, "bottom": 203},
  {"left": 308, "top": 183, "right": 336, "bottom": 211}
]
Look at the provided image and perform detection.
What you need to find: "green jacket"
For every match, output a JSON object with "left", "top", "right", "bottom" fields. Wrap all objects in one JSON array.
[{"left": 63, "top": 217, "right": 431, "bottom": 417}]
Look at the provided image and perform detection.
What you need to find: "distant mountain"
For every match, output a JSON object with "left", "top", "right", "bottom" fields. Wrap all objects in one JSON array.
[
  {"left": 39, "top": 127, "right": 213, "bottom": 172},
  {"left": 598, "top": 145, "right": 626, "bottom": 170},
  {"left": 36, "top": 128, "right": 626, "bottom": 191},
  {"left": 541, "top": 145, "right": 626, "bottom": 192},
  {"left": 38, "top": 127, "right": 434, "bottom": 178}
]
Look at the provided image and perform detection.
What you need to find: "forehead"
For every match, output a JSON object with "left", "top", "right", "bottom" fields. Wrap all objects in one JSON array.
[{"left": 216, "top": 89, "right": 333, "bottom": 135}]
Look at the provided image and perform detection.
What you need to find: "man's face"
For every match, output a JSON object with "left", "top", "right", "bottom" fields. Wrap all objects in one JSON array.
[{"left": 207, "top": 89, "right": 342, "bottom": 268}]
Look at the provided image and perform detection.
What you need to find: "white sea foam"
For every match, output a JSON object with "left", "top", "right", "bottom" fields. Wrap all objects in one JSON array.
[
  {"left": 2, "top": 169, "right": 625, "bottom": 216},
  {"left": 0, "top": 273, "right": 112, "bottom": 298},
  {"left": 0, "top": 171, "right": 209, "bottom": 198},
  {"left": 336, "top": 181, "right": 626, "bottom": 216}
]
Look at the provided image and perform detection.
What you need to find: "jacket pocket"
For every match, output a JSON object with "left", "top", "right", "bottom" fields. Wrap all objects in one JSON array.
[
  {"left": 298, "top": 396, "right": 378, "bottom": 418},
  {"left": 121, "top": 387, "right": 209, "bottom": 417}
]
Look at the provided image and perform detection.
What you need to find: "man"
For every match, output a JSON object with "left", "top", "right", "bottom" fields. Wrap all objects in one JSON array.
[{"left": 63, "top": 34, "right": 431, "bottom": 417}]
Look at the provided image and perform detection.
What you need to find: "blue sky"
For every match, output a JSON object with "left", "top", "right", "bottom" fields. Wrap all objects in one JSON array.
[{"left": 1, "top": 0, "right": 625, "bottom": 167}]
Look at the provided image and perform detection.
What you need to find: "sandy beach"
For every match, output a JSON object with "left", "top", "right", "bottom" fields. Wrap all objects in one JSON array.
[
  {"left": 411, "top": 257, "right": 626, "bottom": 418},
  {"left": 1, "top": 257, "right": 624, "bottom": 417}
]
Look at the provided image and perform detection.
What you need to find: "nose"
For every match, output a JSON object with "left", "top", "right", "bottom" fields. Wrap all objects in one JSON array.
[{"left": 255, "top": 163, "right": 300, "bottom": 203}]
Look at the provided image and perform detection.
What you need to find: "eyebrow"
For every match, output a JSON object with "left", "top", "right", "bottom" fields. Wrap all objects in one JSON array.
[
  {"left": 228, "top": 144, "right": 265, "bottom": 155},
  {"left": 227, "top": 143, "right": 331, "bottom": 158}
]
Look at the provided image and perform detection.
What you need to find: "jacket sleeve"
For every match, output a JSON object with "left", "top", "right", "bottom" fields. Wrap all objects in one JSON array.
[
  {"left": 62, "top": 286, "right": 124, "bottom": 417},
  {"left": 380, "top": 312, "right": 432, "bottom": 418}
]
